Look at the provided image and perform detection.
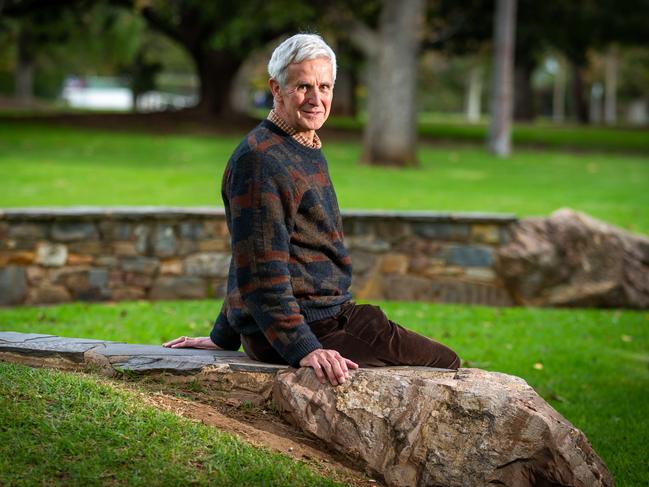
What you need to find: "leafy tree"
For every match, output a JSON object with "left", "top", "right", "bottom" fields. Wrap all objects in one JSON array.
[{"left": 118, "top": 0, "right": 317, "bottom": 116}]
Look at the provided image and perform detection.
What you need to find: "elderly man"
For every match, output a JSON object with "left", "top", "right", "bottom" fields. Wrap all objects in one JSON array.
[{"left": 164, "top": 34, "right": 460, "bottom": 385}]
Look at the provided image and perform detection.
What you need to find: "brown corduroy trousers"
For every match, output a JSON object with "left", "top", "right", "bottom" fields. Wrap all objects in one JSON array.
[{"left": 241, "top": 302, "right": 460, "bottom": 369}]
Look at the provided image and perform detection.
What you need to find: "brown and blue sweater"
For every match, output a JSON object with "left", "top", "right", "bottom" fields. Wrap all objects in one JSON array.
[{"left": 210, "top": 119, "right": 352, "bottom": 367}]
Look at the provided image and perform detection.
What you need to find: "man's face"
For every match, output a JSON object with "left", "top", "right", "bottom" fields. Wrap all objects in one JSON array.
[{"left": 270, "top": 57, "right": 334, "bottom": 133}]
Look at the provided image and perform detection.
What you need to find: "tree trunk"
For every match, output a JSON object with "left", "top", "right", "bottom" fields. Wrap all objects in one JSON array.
[
  {"left": 361, "top": 0, "right": 424, "bottom": 167},
  {"left": 331, "top": 65, "right": 356, "bottom": 117},
  {"left": 552, "top": 57, "right": 566, "bottom": 123},
  {"left": 604, "top": 46, "right": 618, "bottom": 125},
  {"left": 570, "top": 61, "right": 589, "bottom": 124},
  {"left": 465, "top": 65, "right": 482, "bottom": 123},
  {"left": 193, "top": 49, "right": 242, "bottom": 116},
  {"left": 513, "top": 62, "right": 534, "bottom": 121},
  {"left": 487, "top": 0, "right": 517, "bottom": 157},
  {"left": 15, "top": 24, "right": 34, "bottom": 104},
  {"left": 590, "top": 82, "right": 603, "bottom": 124}
]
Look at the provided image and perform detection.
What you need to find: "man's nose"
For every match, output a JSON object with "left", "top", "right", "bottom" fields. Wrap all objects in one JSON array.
[{"left": 307, "top": 88, "right": 321, "bottom": 105}]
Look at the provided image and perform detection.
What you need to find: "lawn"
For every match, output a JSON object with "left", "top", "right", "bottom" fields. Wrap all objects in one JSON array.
[
  {"left": 0, "top": 361, "right": 345, "bottom": 486},
  {"left": 1, "top": 300, "right": 647, "bottom": 486},
  {"left": 1, "top": 122, "right": 648, "bottom": 234}
]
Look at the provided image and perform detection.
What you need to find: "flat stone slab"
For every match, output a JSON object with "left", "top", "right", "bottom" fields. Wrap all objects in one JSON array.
[
  {"left": 0, "top": 333, "right": 117, "bottom": 362},
  {"left": 0, "top": 331, "right": 286, "bottom": 374}
]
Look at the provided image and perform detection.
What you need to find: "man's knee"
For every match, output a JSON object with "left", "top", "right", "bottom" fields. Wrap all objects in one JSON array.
[{"left": 447, "top": 351, "right": 461, "bottom": 370}]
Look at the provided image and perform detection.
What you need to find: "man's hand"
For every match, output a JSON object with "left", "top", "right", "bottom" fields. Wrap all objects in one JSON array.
[
  {"left": 299, "top": 349, "right": 359, "bottom": 386},
  {"left": 162, "top": 336, "right": 221, "bottom": 350}
]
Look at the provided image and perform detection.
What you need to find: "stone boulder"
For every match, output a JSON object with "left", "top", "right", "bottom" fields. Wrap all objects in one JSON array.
[
  {"left": 273, "top": 367, "right": 612, "bottom": 487},
  {"left": 495, "top": 208, "right": 649, "bottom": 308}
]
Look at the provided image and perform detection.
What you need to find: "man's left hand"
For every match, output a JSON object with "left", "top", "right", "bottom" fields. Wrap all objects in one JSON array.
[{"left": 299, "top": 348, "right": 359, "bottom": 386}]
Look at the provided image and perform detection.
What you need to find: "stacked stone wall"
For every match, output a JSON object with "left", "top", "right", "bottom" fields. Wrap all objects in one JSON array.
[{"left": 0, "top": 208, "right": 517, "bottom": 306}]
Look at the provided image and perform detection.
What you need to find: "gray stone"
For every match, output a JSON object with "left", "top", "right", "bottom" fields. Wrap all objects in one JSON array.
[
  {"left": 413, "top": 222, "right": 471, "bottom": 241},
  {"left": 152, "top": 224, "right": 177, "bottom": 257},
  {"left": 110, "top": 287, "right": 145, "bottom": 301},
  {"left": 0, "top": 266, "right": 27, "bottom": 305},
  {"left": 151, "top": 225, "right": 177, "bottom": 257},
  {"left": 51, "top": 222, "right": 98, "bottom": 241},
  {"left": 0, "top": 332, "right": 55, "bottom": 342},
  {"left": 184, "top": 253, "right": 231, "bottom": 278},
  {"left": 0, "top": 331, "right": 284, "bottom": 378},
  {"left": 179, "top": 222, "right": 205, "bottom": 240},
  {"left": 120, "top": 257, "right": 159, "bottom": 275},
  {"left": 372, "top": 220, "right": 412, "bottom": 242},
  {"left": 149, "top": 276, "right": 206, "bottom": 299},
  {"left": 95, "top": 256, "right": 119, "bottom": 267},
  {"left": 177, "top": 240, "right": 199, "bottom": 256},
  {"left": 88, "top": 268, "right": 109, "bottom": 289},
  {"left": 349, "top": 251, "right": 378, "bottom": 274},
  {"left": 496, "top": 209, "right": 649, "bottom": 308},
  {"left": 98, "top": 221, "right": 132, "bottom": 240},
  {"left": 274, "top": 367, "right": 613, "bottom": 487},
  {"left": 344, "top": 235, "right": 391, "bottom": 252},
  {"left": 0, "top": 334, "right": 115, "bottom": 363},
  {"left": 124, "top": 272, "right": 153, "bottom": 288},
  {"left": 67, "top": 241, "right": 106, "bottom": 255},
  {"left": 443, "top": 244, "right": 493, "bottom": 267},
  {"left": 97, "top": 343, "right": 238, "bottom": 358},
  {"left": 9, "top": 223, "right": 48, "bottom": 239},
  {"left": 134, "top": 224, "right": 150, "bottom": 254},
  {"left": 464, "top": 267, "right": 497, "bottom": 282},
  {"left": 382, "top": 275, "right": 436, "bottom": 301},
  {"left": 26, "top": 284, "right": 71, "bottom": 304},
  {"left": 35, "top": 242, "right": 68, "bottom": 267}
]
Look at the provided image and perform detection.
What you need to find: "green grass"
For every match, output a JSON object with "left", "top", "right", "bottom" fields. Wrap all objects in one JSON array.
[
  {"left": 1, "top": 123, "right": 648, "bottom": 234},
  {"left": 327, "top": 115, "right": 649, "bottom": 153},
  {"left": 1, "top": 300, "right": 647, "bottom": 485},
  {"left": 0, "top": 361, "right": 344, "bottom": 486}
]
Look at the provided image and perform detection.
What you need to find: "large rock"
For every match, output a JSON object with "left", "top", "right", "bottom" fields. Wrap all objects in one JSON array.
[
  {"left": 273, "top": 367, "right": 612, "bottom": 487},
  {"left": 496, "top": 208, "right": 649, "bottom": 308}
]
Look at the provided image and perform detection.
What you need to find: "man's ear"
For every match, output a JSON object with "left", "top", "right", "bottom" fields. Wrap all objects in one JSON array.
[{"left": 268, "top": 78, "right": 282, "bottom": 104}]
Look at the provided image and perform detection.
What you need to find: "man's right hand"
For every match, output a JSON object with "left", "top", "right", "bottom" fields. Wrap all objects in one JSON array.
[
  {"left": 162, "top": 336, "right": 221, "bottom": 350},
  {"left": 299, "top": 349, "right": 359, "bottom": 386}
]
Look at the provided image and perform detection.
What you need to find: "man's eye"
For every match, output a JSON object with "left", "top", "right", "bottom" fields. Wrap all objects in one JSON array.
[{"left": 298, "top": 85, "right": 309, "bottom": 91}]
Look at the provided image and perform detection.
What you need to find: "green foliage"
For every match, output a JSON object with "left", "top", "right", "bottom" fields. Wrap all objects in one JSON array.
[
  {"left": 0, "top": 362, "right": 344, "bottom": 486},
  {"left": 1, "top": 300, "right": 647, "bottom": 485}
]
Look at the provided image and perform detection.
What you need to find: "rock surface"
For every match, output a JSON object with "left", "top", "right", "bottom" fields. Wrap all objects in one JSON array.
[
  {"left": 274, "top": 367, "right": 613, "bottom": 487},
  {"left": 496, "top": 208, "right": 649, "bottom": 308},
  {"left": 1, "top": 331, "right": 613, "bottom": 486}
]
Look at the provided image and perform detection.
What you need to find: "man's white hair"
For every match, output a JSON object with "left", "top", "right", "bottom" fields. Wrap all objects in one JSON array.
[{"left": 268, "top": 33, "right": 337, "bottom": 88}]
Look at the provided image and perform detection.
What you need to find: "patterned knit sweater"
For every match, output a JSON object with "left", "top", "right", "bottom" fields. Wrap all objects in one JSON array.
[{"left": 210, "top": 119, "right": 353, "bottom": 367}]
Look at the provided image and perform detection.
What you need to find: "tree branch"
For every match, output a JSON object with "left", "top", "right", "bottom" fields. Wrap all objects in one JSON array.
[{"left": 330, "top": 6, "right": 380, "bottom": 57}]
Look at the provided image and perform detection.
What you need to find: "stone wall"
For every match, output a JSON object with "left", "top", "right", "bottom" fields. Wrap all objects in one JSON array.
[{"left": 0, "top": 207, "right": 517, "bottom": 306}]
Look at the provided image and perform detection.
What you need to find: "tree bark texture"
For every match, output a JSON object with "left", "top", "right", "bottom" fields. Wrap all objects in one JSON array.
[
  {"left": 487, "top": 0, "right": 517, "bottom": 157},
  {"left": 465, "top": 65, "right": 483, "bottom": 123},
  {"left": 552, "top": 57, "right": 566, "bottom": 123},
  {"left": 15, "top": 24, "right": 34, "bottom": 103},
  {"left": 193, "top": 49, "right": 241, "bottom": 116},
  {"left": 361, "top": 0, "right": 424, "bottom": 167},
  {"left": 570, "top": 61, "right": 589, "bottom": 124},
  {"left": 604, "top": 46, "right": 618, "bottom": 125}
]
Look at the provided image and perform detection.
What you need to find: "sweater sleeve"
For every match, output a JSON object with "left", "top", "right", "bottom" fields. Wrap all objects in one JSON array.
[
  {"left": 227, "top": 151, "right": 322, "bottom": 367},
  {"left": 209, "top": 305, "right": 241, "bottom": 351}
]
